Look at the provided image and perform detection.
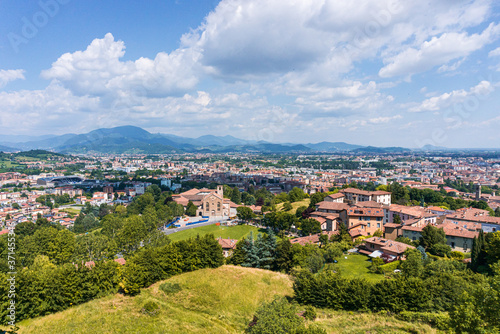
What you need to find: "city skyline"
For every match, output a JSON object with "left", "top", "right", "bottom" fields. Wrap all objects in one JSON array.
[{"left": 1, "top": 0, "right": 500, "bottom": 148}]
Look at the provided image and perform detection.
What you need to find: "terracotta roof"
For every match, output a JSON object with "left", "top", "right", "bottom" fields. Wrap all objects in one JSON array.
[
  {"left": 341, "top": 188, "right": 391, "bottom": 196},
  {"left": 316, "top": 201, "right": 349, "bottom": 211},
  {"left": 326, "top": 193, "right": 345, "bottom": 199},
  {"left": 347, "top": 207, "right": 384, "bottom": 217},
  {"left": 218, "top": 238, "right": 238, "bottom": 250}
]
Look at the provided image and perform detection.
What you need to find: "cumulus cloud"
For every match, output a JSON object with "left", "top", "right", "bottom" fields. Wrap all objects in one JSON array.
[
  {"left": 41, "top": 33, "right": 201, "bottom": 97},
  {"left": 0, "top": 69, "right": 25, "bottom": 88},
  {"left": 379, "top": 23, "right": 500, "bottom": 78},
  {"left": 0, "top": 83, "right": 100, "bottom": 134},
  {"left": 409, "top": 81, "right": 494, "bottom": 112},
  {"left": 489, "top": 47, "right": 500, "bottom": 57}
]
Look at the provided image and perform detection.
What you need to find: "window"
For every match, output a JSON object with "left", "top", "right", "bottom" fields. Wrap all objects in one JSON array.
[
  {"left": 377, "top": 223, "right": 380, "bottom": 228},
  {"left": 217, "top": 202, "right": 221, "bottom": 211},
  {"left": 206, "top": 202, "right": 209, "bottom": 210},
  {"left": 367, "top": 223, "right": 371, "bottom": 228}
]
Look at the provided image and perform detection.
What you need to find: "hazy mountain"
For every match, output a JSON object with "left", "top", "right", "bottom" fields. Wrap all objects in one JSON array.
[
  {"left": 353, "top": 146, "right": 411, "bottom": 153},
  {"left": 305, "top": 141, "right": 364, "bottom": 152},
  {"left": 1, "top": 125, "right": 426, "bottom": 154},
  {"left": 0, "top": 144, "right": 18, "bottom": 153}
]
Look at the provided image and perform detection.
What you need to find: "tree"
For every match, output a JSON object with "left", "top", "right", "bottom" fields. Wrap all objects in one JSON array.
[
  {"left": 117, "top": 216, "right": 147, "bottom": 255},
  {"left": 295, "top": 206, "right": 307, "bottom": 218},
  {"left": 393, "top": 215, "right": 402, "bottom": 225},
  {"left": 282, "top": 201, "right": 293, "bottom": 212},
  {"left": 319, "top": 234, "right": 329, "bottom": 247},
  {"left": 242, "top": 232, "right": 259, "bottom": 268},
  {"left": 256, "top": 231, "right": 277, "bottom": 270},
  {"left": 228, "top": 239, "right": 246, "bottom": 265},
  {"left": 185, "top": 201, "right": 197, "bottom": 216},
  {"left": 246, "top": 297, "right": 316, "bottom": 334},
  {"left": 275, "top": 239, "right": 293, "bottom": 272},
  {"left": 288, "top": 187, "right": 305, "bottom": 203},
  {"left": 419, "top": 224, "right": 446, "bottom": 250},
  {"left": 300, "top": 218, "right": 321, "bottom": 236},
  {"left": 231, "top": 187, "right": 241, "bottom": 204},
  {"left": 401, "top": 248, "right": 423, "bottom": 278},
  {"left": 237, "top": 206, "right": 255, "bottom": 222}
]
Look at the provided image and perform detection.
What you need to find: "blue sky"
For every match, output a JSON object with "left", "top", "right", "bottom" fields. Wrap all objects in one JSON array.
[{"left": 1, "top": 0, "right": 500, "bottom": 148}]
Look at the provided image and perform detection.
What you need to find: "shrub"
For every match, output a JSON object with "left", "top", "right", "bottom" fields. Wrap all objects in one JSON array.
[
  {"left": 450, "top": 251, "right": 464, "bottom": 260},
  {"left": 397, "top": 311, "right": 451, "bottom": 330},
  {"left": 378, "top": 260, "right": 400, "bottom": 273},
  {"left": 159, "top": 282, "right": 182, "bottom": 294},
  {"left": 141, "top": 301, "right": 160, "bottom": 316},
  {"left": 303, "top": 305, "right": 317, "bottom": 321}
]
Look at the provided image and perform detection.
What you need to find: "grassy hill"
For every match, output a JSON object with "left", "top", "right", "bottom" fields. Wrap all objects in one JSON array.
[
  {"left": 10, "top": 266, "right": 440, "bottom": 334},
  {"left": 167, "top": 224, "right": 262, "bottom": 242},
  {"left": 275, "top": 198, "right": 310, "bottom": 214}
]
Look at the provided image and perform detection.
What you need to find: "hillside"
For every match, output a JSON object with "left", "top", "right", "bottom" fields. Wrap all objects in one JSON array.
[{"left": 10, "top": 266, "right": 439, "bottom": 334}]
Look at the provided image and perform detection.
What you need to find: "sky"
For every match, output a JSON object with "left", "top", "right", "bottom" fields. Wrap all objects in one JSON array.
[{"left": 0, "top": 0, "right": 500, "bottom": 148}]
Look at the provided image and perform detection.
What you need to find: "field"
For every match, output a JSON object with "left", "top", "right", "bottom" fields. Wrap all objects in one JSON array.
[
  {"left": 10, "top": 266, "right": 439, "bottom": 334},
  {"left": 332, "top": 253, "right": 385, "bottom": 282},
  {"left": 275, "top": 198, "right": 310, "bottom": 213},
  {"left": 167, "top": 224, "right": 263, "bottom": 242}
]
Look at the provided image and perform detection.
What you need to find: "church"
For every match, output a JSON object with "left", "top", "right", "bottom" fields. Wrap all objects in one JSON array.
[{"left": 172, "top": 185, "right": 238, "bottom": 217}]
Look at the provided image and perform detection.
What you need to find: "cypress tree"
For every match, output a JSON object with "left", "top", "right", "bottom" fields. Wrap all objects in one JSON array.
[{"left": 471, "top": 236, "right": 479, "bottom": 271}]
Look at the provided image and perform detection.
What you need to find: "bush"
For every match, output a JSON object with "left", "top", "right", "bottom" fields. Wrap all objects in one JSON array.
[
  {"left": 397, "top": 311, "right": 451, "bottom": 330},
  {"left": 141, "top": 301, "right": 160, "bottom": 316},
  {"left": 370, "top": 257, "right": 384, "bottom": 273},
  {"left": 450, "top": 251, "right": 464, "bottom": 260},
  {"left": 159, "top": 282, "right": 182, "bottom": 294},
  {"left": 378, "top": 260, "right": 400, "bottom": 273},
  {"left": 303, "top": 305, "right": 317, "bottom": 321}
]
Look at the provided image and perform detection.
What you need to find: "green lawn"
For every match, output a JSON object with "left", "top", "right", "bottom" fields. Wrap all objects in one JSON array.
[
  {"left": 61, "top": 208, "right": 81, "bottom": 215},
  {"left": 167, "top": 224, "right": 263, "bottom": 242},
  {"left": 333, "top": 253, "right": 385, "bottom": 282}
]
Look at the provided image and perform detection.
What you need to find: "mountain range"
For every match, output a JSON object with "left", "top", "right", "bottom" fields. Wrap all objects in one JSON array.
[{"left": 0, "top": 125, "right": 470, "bottom": 154}]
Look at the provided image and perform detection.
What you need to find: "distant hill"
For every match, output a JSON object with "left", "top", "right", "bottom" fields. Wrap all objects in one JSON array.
[
  {"left": 353, "top": 146, "right": 411, "bottom": 153},
  {"left": 305, "top": 141, "right": 364, "bottom": 152},
  {"left": 0, "top": 144, "right": 18, "bottom": 153},
  {"left": 0, "top": 125, "right": 430, "bottom": 154},
  {"left": 8, "top": 265, "right": 438, "bottom": 334}
]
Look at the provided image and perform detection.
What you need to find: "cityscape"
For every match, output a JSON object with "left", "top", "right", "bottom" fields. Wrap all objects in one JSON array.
[{"left": 1, "top": 0, "right": 500, "bottom": 333}]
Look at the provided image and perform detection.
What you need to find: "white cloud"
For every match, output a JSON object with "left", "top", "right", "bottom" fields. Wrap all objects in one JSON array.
[
  {"left": 409, "top": 81, "right": 494, "bottom": 112},
  {"left": 0, "top": 69, "right": 25, "bottom": 88},
  {"left": 489, "top": 46, "right": 500, "bottom": 57},
  {"left": 379, "top": 23, "right": 500, "bottom": 78},
  {"left": 41, "top": 33, "right": 201, "bottom": 97}
]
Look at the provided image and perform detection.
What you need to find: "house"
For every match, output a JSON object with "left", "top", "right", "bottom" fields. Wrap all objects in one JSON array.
[
  {"left": 345, "top": 206, "right": 384, "bottom": 236},
  {"left": 401, "top": 219, "right": 480, "bottom": 252},
  {"left": 360, "top": 237, "right": 415, "bottom": 261},
  {"left": 341, "top": 188, "right": 391, "bottom": 205},
  {"left": 446, "top": 207, "right": 500, "bottom": 233},
  {"left": 290, "top": 231, "right": 338, "bottom": 246},
  {"left": 217, "top": 238, "right": 238, "bottom": 257},
  {"left": 324, "top": 193, "right": 345, "bottom": 203},
  {"left": 383, "top": 204, "right": 438, "bottom": 225}
]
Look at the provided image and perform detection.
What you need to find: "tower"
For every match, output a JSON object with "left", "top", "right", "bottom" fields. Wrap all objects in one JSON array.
[
  {"left": 475, "top": 183, "right": 481, "bottom": 201},
  {"left": 217, "top": 185, "right": 223, "bottom": 197}
]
